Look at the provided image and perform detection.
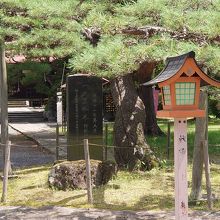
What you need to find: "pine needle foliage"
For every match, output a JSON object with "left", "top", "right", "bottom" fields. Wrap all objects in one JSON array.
[{"left": 0, "top": 0, "right": 220, "bottom": 78}]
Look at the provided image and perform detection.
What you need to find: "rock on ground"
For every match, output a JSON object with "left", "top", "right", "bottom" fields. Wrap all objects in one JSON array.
[{"left": 48, "top": 160, "right": 117, "bottom": 190}]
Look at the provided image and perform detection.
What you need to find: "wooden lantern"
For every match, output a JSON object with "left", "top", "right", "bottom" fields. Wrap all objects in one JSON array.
[
  {"left": 143, "top": 51, "right": 220, "bottom": 220},
  {"left": 144, "top": 51, "right": 220, "bottom": 118}
]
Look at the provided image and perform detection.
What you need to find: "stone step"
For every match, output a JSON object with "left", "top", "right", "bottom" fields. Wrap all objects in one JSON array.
[
  {"left": 8, "top": 100, "right": 28, "bottom": 107},
  {"left": 8, "top": 112, "right": 44, "bottom": 123}
]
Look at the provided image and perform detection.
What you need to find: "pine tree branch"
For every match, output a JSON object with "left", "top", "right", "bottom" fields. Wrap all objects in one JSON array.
[
  {"left": 75, "top": 0, "right": 85, "bottom": 8},
  {"left": 82, "top": 28, "right": 101, "bottom": 46},
  {"left": 121, "top": 26, "right": 220, "bottom": 46},
  {"left": 0, "top": 2, "right": 27, "bottom": 17}
]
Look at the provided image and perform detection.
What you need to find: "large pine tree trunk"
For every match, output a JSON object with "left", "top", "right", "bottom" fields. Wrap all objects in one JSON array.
[
  {"left": 139, "top": 84, "right": 163, "bottom": 136},
  {"left": 136, "top": 62, "right": 163, "bottom": 136},
  {"left": 190, "top": 92, "right": 208, "bottom": 200},
  {"left": 110, "top": 73, "right": 159, "bottom": 171}
]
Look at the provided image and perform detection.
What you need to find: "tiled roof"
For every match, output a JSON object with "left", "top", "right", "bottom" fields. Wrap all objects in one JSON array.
[{"left": 142, "top": 51, "right": 195, "bottom": 86}]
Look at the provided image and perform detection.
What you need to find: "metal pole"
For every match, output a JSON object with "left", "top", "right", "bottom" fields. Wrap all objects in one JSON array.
[
  {"left": 0, "top": 42, "right": 10, "bottom": 202},
  {"left": 83, "top": 139, "right": 93, "bottom": 204},
  {"left": 174, "top": 118, "right": 188, "bottom": 220}
]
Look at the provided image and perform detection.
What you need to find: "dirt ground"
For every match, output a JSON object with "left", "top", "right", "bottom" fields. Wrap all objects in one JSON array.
[{"left": 0, "top": 206, "right": 220, "bottom": 220}]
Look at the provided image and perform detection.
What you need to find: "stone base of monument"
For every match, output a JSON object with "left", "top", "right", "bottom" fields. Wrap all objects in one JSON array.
[{"left": 48, "top": 160, "right": 117, "bottom": 190}]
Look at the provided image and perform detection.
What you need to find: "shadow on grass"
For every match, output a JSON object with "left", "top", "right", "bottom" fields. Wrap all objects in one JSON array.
[
  {"left": 47, "top": 194, "right": 87, "bottom": 206},
  {"left": 22, "top": 185, "right": 41, "bottom": 190},
  {"left": 15, "top": 165, "right": 51, "bottom": 175},
  {"left": 92, "top": 186, "right": 174, "bottom": 211},
  {"left": 13, "top": 192, "right": 88, "bottom": 207}
]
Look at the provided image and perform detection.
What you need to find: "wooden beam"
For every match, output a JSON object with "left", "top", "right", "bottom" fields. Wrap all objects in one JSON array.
[
  {"left": 0, "top": 42, "right": 10, "bottom": 203},
  {"left": 203, "top": 140, "right": 213, "bottom": 210}
]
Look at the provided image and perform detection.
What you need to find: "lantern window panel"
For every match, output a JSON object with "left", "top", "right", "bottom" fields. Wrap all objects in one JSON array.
[
  {"left": 163, "top": 85, "right": 171, "bottom": 105},
  {"left": 175, "top": 82, "right": 196, "bottom": 105}
]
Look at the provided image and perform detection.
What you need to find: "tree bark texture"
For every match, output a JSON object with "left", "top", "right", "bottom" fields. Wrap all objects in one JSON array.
[
  {"left": 110, "top": 73, "right": 159, "bottom": 171},
  {"left": 190, "top": 91, "right": 208, "bottom": 200},
  {"left": 136, "top": 61, "right": 163, "bottom": 136}
]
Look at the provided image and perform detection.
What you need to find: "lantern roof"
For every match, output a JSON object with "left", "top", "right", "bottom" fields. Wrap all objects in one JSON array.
[{"left": 142, "top": 51, "right": 220, "bottom": 88}]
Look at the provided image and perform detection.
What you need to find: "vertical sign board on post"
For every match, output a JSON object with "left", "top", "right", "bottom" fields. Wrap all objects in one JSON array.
[
  {"left": 66, "top": 74, "right": 103, "bottom": 161},
  {"left": 174, "top": 118, "right": 188, "bottom": 219}
]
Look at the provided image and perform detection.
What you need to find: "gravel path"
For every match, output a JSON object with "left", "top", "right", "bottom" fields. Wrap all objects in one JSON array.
[
  {"left": 9, "top": 122, "right": 67, "bottom": 158},
  {"left": 0, "top": 206, "right": 220, "bottom": 220},
  {"left": 0, "top": 130, "right": 54, "bottom": 171}
]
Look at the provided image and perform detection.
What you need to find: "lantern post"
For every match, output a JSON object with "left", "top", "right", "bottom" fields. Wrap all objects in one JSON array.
[
  {"left": 142, "top": 51, "right": 220, "bottom": 219},
  {"left": 174, "top": 118, "right": 188, "bottom": 219}
]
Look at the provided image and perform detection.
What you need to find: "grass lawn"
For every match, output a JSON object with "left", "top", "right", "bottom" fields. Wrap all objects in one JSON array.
[
  {"left": 148, "top": 118, "right": 220, "bottom": 161},
  {"left": 0, "top": 164, "right": 220, "bottom": 211},
  {"left": 0, "top": 118, "right": 219, "bottom": 211}
]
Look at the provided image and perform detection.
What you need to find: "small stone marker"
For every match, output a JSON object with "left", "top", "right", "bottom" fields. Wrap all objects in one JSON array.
[{"left": 56, "top": 91, "right": 63, "bottom": 126}]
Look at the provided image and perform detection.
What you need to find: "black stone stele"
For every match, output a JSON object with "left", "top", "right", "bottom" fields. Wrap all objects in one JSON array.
[
  {"left": 142, "top": 51, "right": 219, "bottom": 87},
  {"left": 66, "top": 74, "right": 103, "bottom": 161}
]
